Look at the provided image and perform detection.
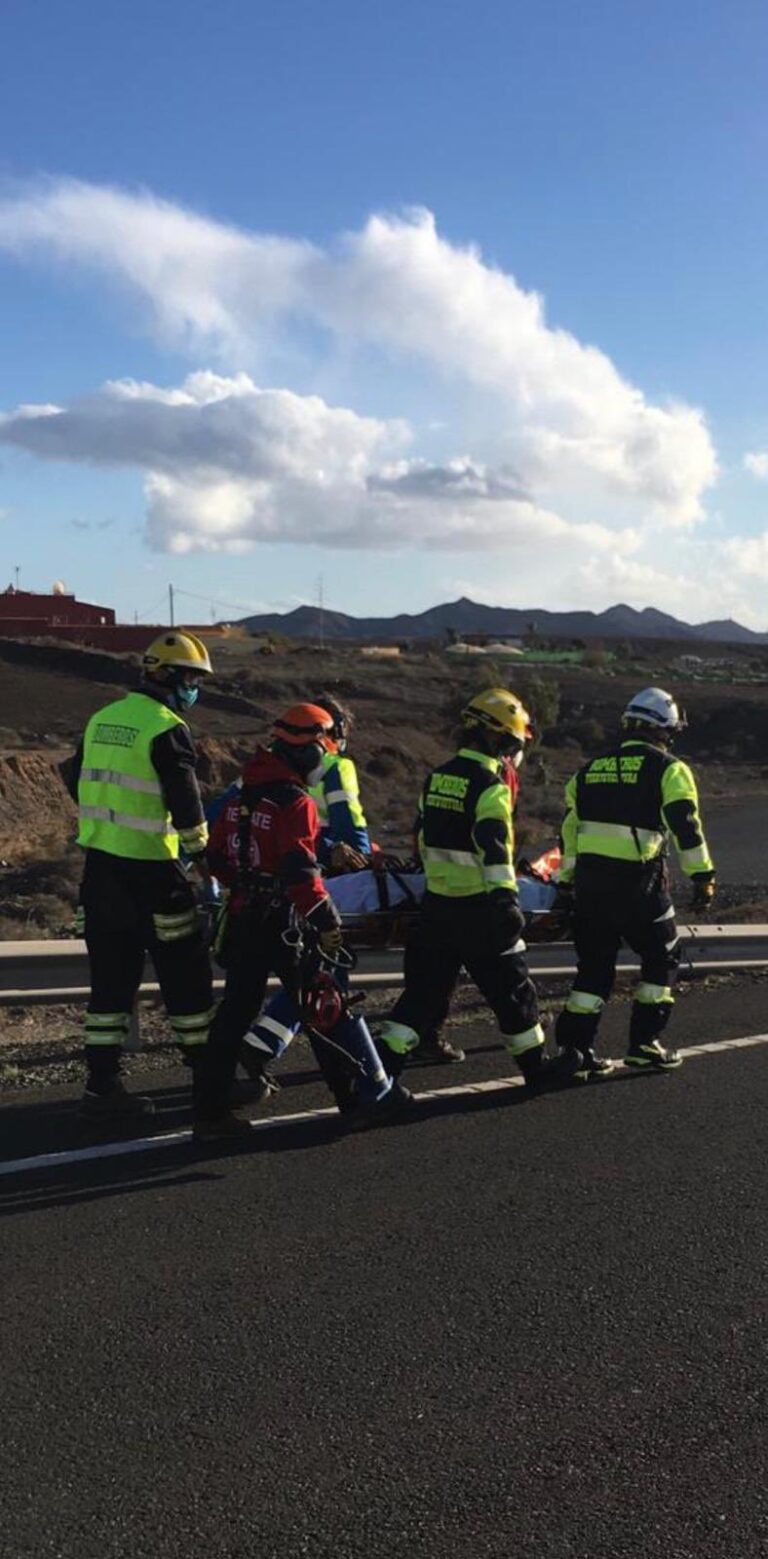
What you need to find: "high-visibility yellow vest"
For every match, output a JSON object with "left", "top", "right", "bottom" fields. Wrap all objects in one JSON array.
[
  {"left": 309, "top": 751, "right": 368, "bottom": 834},
  {"left": 77, "top": 692, "right": 185, "bottom": 861},
  {"left": 418, "top": 748, "right": 517, "bottom": 898},
  {"left": 558, "top": 740, "right": 714, "bottom": 882}
]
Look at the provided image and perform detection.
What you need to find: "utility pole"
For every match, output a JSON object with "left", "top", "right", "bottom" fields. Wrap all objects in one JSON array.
[
  {"left": 317, "top": 573, "right": 325, "bottom": 649},
  {"left": 14, "top": 565, "right": 20, "bottom": 591},
  {"left": 168, "top": 583, "right": 175, "bottom": 627}
]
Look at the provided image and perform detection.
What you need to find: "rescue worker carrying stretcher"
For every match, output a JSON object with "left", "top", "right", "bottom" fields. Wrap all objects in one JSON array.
[
  {"left": 377, "top": 688, "right": 580, "bottom": 1091},
  {"left": 70, "top": 631, "right": 215, "bottom": 1121},
  {"left": 554, "top": 686, "right": 716, "bottom": 1075},
  {"left": 192, "top": 703, "right": 407, "bottom": 1143},
  {"left": 309, "top": 693, "right": 371, "bottom": 873}
]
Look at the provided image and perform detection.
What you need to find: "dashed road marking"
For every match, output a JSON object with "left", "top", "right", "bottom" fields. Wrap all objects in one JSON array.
[{"left": 1, "top": 1030, "right": 767, "bottom": 1179}]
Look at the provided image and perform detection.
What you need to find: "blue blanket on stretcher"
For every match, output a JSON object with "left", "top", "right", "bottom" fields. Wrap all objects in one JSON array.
[{"left": 325, "top": 869, "right": 556, "bottom": 918}]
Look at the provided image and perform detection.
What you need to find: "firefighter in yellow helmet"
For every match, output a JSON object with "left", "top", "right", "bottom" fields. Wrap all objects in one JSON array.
[
  {"left": 68, "top": 630, "right": 215, "bottom": 1122},
  {"left": 377, "top": 688, "right": 580, "bottom": 1091}
]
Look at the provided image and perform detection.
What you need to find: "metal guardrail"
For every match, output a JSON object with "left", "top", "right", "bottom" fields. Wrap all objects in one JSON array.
[{"left": 1, "top": 925, "right": 767, "bottom": 1007}]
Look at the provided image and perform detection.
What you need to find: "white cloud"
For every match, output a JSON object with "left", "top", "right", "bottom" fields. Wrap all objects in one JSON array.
[
  {"left": 0, "top": 179, "right": 717, "bottom": 528},
  {"left": 451, "top": 546, "right": 766, "bottom": 631},
  {"left": 1, "top": 371, "right": 625, "bottom": 555},
  {"left": 744, "top": 451, "right": 768, "bottom": 480},
  {"left": 721, "top": 531, "right": 768, "bottom": 582},
  {"left": 573, "top": 552, "right": 766, "bottom": 629},
  {"left": 0, "top": 372, "right": 402, "bottom": 484}
]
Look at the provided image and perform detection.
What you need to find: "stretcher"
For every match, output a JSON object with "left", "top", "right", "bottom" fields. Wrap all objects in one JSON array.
[{"left": 325, "top": 859, "right": 562, "bottom": 951}]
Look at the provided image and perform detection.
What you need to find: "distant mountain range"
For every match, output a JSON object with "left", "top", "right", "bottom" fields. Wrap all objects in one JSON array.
[{"left": 236, "top": 597, "right": 768, "bottom": 646}]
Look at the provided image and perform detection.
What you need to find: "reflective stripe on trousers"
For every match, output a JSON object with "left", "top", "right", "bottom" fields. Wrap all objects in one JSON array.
[
  {"left": 566, "top": 989, "right": 604, "bottom": 1015},
  {"left": 504, "top": 1021, "right": 545, "bottom": 1057},
  {"left": 85, "top": 1012, "right": 132, "bottom": 1045},
  {"left": 152, "top": 909, "right": 199, "bottom": 942},
  {"left": 170, "top": 1007, "right": 216, "bottom": 1047},
  {"left": 634, "top": 982, "right": 674, "bottom": 1005}
]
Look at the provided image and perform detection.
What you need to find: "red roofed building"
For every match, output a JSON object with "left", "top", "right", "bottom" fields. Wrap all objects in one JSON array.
[{"left": 0, "top": 585, "right": 115, "bottom": 634}]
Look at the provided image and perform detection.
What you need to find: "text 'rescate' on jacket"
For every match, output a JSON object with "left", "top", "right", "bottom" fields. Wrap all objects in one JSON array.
[{"left": 207, "top": 747, "right": 340, "bottom": 930}]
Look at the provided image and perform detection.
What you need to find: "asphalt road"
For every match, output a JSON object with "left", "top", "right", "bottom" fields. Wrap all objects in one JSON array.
[
  {"left": 700, "top": 798, "right": 767, "bottom": 888},
  {"left": 1, "top": 980, "right": 767, "bottom": 1559}
]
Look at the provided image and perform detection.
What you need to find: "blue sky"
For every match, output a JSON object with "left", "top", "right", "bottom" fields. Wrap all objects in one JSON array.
[{"left": 1, "top": 0, "right": 768, "bottom": 625}]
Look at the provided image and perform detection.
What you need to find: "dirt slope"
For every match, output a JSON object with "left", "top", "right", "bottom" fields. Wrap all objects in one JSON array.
[{"left": 2, "top": 634, "right": 768, "bottom": 937}]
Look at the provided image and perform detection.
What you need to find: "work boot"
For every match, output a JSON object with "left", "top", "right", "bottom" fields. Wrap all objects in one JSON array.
[
  {"left": 192, "top": 1111, "right": 258, "bottom": 1145},
  {"left": 376, "top": 1079, "right": 415, "bottom": 1118},
  {"left": 625, "top": 1040, "right": 682, "bottom": 1072},
  {"left": 232, "top": 1040, "right": 281, "bottom": 1107},
  {"left": 339, "top": 1079, "right": 415, "bottom": 1132},
  {"left": 520, "top": 1047, "right": 586, "bottom": 1094},
  {"left": 79, "top": 1080, "right": 155, "bottom": 1123},
  {"left": 414, "top": 1033, "right": 466, "bottom": 1064},
  {"left": 573, "top": 1047, "right": 614, "bottom": 1080},
  {"left": 231, "top": 1074, "right": 280, "bottom": 1108}
]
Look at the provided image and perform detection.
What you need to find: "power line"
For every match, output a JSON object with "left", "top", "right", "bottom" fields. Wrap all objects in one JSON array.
[
  {"left": 133, "top": 583, "right": 293, "bottom": 625},
  {"left": 134, "top": 592, "right": 170, "bottom": 623},
  {"left": 171, "top": 586, "right": 269, "bottom": 617}
]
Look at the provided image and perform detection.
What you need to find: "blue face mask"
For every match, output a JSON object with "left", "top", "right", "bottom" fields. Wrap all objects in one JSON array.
[{"left": 173, "top": 683, "right": 199, "bottom": 711}]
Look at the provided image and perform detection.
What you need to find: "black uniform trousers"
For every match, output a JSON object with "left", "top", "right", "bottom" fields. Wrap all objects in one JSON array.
[
  {"left": 194, "top": 901, "right": 352, "bottom": 1121},
  {"left": 557, "top": 858, "right": 681, "bottom": 1052},
  {"left": 80, "top": 849, "right": 213, "bottom": 1091},
  {"left": 388, "top": 892, "right": 541, "bottom": 1064}
]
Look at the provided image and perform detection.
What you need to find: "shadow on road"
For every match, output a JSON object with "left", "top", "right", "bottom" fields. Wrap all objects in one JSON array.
[
  {"left": 0, "top": 1061, "right": 676, "bottom": 1216},
  {"left": 0, "top": 1160, "right": 220, "bottom": 1218}
]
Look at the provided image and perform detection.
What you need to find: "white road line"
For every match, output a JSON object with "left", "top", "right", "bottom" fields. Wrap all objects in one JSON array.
[{"left": 1, "top": 1030, "right": 767, "bottom": 1180}]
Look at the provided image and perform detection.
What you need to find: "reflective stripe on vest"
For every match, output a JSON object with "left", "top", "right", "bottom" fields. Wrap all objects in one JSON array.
[
  {"left": 576, "top": 819, "right": 664, "bottom": 863},
  {"left": 77, "top": 691, "right": 186, "bottom": 861},
  {"left": 79, "top": 805, "right": 173, "bottom": 834},
  {"left": 420, "top": 845, "right": 488, "bottom": 896},
  {"left": 419, "top": 751, "right": 516, "bottom": 898},
  {"left": 310, "top": 753, "right": 367, "bottom": 834},
  {"left": 80, "top": 767, "right": 163, "bottom": 796},
  {"left": 420, "top": 848, "right": 514, "bottom": 897}
]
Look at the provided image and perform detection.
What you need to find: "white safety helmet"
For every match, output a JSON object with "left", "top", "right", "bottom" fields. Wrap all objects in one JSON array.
[{"left": 621, "top": 687, "right": 686, "bottom": 734}]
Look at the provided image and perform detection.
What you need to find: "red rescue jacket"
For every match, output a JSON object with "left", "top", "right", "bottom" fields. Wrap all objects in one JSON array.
[{"left": 207, "top": 748, "right": 339, "bottom": 928}]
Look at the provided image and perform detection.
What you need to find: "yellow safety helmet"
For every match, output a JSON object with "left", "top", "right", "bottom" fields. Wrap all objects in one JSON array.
[
  {"left": 461, "top": 687, "right": 533, "bottom": 744},
  {"left": 142, "top": 630, "right": 213, "bottom": 676}
]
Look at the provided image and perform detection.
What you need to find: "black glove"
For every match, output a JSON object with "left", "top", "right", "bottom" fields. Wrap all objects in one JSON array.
[
  {"left": 690, "top": 873, "right": 717, "bottom": 912},
  {"left": 487, "top": 892, "right": 526, "bottom": 952}
]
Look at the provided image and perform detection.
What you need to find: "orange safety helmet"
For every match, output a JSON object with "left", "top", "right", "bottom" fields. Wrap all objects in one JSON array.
[{"left": 271, "top": 703, "right": 337, "bottom": 749}]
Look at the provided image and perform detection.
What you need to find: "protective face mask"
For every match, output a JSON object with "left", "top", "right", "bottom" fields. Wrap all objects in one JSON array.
[
  {"left": 173, "top": 683, "right": 199, "bottom": 711},
  {"left": 510, "top": 750, "right": 524, "bottom": 770}
]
